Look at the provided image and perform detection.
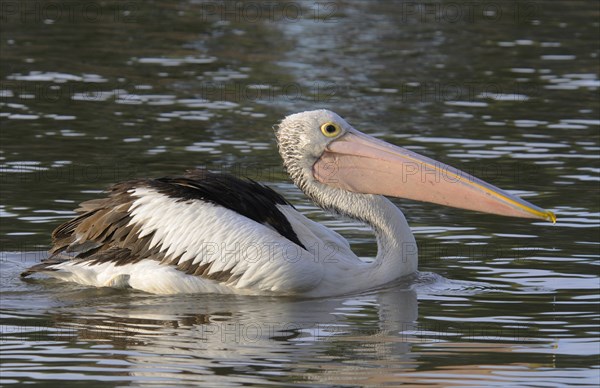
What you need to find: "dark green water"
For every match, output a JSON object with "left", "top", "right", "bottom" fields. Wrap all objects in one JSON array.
[{"left": 1, "top": 1, "right": 598, "bottom": 386}]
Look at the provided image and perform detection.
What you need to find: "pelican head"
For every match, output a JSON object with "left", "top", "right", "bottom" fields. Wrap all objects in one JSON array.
[{"left": 276, "top": 109, "right": 556, "bottom": 223}]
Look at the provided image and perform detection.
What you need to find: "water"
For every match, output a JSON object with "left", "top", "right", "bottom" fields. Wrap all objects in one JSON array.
[{"left": 1, "top": 0, "right": 599, "bottom": 386}]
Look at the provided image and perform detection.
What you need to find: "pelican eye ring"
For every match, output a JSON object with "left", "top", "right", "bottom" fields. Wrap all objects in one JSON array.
[{"left": 320, "top": 122, "right": 342, "bottom": 137}]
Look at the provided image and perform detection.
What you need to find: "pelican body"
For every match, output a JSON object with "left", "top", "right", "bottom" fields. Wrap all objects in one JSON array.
[{"left": 21, "top": 110, "right": 555, "bottom": 296}]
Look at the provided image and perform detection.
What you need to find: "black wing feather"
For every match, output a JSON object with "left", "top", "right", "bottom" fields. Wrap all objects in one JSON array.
[{"left": 21, "top": 170, "right": 306, "bottom": 278}]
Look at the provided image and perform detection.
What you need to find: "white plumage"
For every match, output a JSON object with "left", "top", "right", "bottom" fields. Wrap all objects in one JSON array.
[{"left": 44, "top": 187, "right": 414, "bottom": 296}]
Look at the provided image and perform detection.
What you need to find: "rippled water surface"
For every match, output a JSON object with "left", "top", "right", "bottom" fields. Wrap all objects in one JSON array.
[{"left": 1, "top": 1, "right": 599, "bottom": 386}]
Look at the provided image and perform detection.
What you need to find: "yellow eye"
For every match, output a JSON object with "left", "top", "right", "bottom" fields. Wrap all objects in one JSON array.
[{"left": 320, "top": 122, "right": 342, "bottom": 137}]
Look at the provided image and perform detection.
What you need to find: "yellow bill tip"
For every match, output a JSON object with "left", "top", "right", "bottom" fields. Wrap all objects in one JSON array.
[{"left": 545, "top": 210, "right": 557, "bottom": 224}]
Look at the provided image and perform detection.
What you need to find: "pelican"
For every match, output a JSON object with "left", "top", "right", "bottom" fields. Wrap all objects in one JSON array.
[{"left": 21, "top": 110, "right": 556, "bottom": 296}]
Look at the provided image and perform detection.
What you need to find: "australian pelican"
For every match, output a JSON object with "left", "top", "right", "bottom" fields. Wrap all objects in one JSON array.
[{"left": 21, "top": 110, "right": 555, "bottom": 296}]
